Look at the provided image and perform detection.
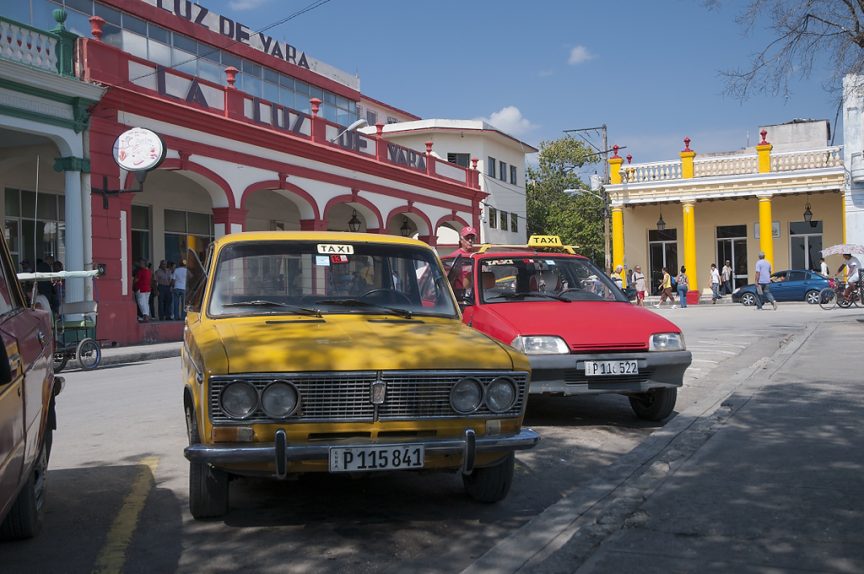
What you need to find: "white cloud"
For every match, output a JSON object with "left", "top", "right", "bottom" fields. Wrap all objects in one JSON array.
[
  {"left": 229, "top": 0, "right": 269, "bottom": 11},
  {"left": 568, "top": 45, "right": 594, "bottom": 65},
  {"left": 478, "top": 106, "right": 538, "bottom": 138}
]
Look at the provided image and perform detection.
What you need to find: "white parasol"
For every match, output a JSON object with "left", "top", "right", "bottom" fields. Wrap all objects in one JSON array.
[{"left": 821, "top": 244, "right": 864, "bottom": 257}]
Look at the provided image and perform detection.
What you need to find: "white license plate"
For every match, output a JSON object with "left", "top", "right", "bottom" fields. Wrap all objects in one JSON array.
[
  {"left": 329, "top": 445, "right": 425, "bottom": 472},
  {"left": 584, "top": 360, "right": 639, "bottom": 376}
]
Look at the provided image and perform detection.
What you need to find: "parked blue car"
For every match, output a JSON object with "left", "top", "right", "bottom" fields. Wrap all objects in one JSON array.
[{"left": 732, "top": 269, "right": 830, "bottom": 306}]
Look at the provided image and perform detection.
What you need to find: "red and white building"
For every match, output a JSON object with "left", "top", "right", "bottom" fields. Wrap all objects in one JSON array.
[{"left": 3, "top": 0, "right": 535, "bottom": 345}]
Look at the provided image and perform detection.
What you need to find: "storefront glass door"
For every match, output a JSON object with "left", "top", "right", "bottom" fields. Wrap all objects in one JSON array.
[
  {"left": 648, "top": 229, "right": 678, "bottom": 295},
  {"left": 716, "top": 225, "right": 748, "bottom": 290}
]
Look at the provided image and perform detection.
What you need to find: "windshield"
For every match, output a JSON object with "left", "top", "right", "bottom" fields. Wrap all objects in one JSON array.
[
  {"left": 208, "top": 241, "right": 458, "bottom": 318},
  {"left": 478, "top": 255, "right": 628, "bottom": 303}
]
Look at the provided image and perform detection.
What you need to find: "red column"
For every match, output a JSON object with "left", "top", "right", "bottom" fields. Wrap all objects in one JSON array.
[
  {"left": 425, "top": 141, "right": 435, "bottom": 177},
  {"left": 375, "top": 123, "right": 387, "bottom": 163},
  {"left": 310, "top": 98, "right": 324, "bottom": 143},
  {"left": 300, "top": 219, "right": 326, "bottom": 231},
  {"left": 212, "top": 207, "right": 247, "bottom": 234}
]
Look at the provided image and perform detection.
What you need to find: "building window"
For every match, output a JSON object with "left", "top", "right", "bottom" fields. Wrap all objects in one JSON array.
[
  {"left": 164, "top": 209, "right": 214, "bottom": 265},
  {"left": 487, "top": 157, "right": 496, "bottom": 177},
  {"left": 447, "top": 153, "right": 470, "bottom": 168},
  {"left": 511, "top": 213, "right": 518, "bottom": 232},
  {"left": 387, "top": 116, "right": 399, "bottom": 124},
  {"left": 488, "top": 206, "right": 497, "bottom": 229},
  {"left": 131, "top": 204, "right": 151, "bottom": 266},
  {"left": 4, "top": 188, "right": 65, "bottom": 270},
  {"left": 500, "top": 210, "right": 508, "bottom": 230},
  {"left": 499, "top": 161, "right": 507, "bottom": 181},
  {"left": 510, "top": 165, "right": 517, "bottom": 185},
  {"left": 366, "top": 109, "right": 378, "bottom": 126},
  {"left": 790, "top": 220, "right": 824, "bottom": 271}
]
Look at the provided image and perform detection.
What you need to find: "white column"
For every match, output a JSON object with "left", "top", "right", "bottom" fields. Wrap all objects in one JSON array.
[
  {"left": 64, "top": 168, "right": 84, "bottom": 303},
  {"left": 844, "top": 74, "right": 864, "bottom": 244}
]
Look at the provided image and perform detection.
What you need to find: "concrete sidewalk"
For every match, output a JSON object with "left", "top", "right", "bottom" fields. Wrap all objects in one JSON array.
[
  {"left": 464, "top": 321, "right": 864, "bottom": 573},
  {"left": 96, "top": 340, "right": 181, "bottom": 367}
]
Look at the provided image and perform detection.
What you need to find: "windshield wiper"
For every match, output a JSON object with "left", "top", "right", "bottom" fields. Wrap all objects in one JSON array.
[
  {"left": 314, "top": 298, "right": 414, "bottom": 319},
  {"left": 222, "top": 300, "right": 322, "bottom": 317},
  {"left": 486, "top": 292, "right": 571, "bottom": 303}
]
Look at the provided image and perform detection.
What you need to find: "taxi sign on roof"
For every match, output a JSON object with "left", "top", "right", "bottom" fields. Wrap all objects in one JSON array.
[{"left": 528, "top": 235, "right": 562, "bottom": 248}]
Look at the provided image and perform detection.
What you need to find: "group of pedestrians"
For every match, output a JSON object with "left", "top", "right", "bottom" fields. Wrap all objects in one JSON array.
[{"left": 132, "top": 258, "right": 188, "bottom": 322}]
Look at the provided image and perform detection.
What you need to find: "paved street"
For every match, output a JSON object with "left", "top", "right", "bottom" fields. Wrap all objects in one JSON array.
[{"left": 2, "top": 302, "right": 862, "bottom": 573}]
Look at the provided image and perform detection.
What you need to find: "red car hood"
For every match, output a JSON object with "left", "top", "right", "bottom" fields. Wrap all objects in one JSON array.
[{"left": 473, "top": 301, "right": 681, "bottom": 352}]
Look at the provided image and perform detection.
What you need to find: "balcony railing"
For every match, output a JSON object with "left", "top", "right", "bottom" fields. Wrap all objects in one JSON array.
[
  {"left": 620, "top": 146, "right": 844, "bottom": 184},
  {"left": 0, "top": 14, "right": 76, "bottom": 76}
]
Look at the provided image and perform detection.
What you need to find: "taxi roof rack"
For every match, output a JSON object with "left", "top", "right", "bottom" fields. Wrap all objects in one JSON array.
[{"left": 475, "top": 235, "right": 579, "bottom": 255}]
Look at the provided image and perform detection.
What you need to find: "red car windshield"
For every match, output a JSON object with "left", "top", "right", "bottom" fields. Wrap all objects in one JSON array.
[{"left": 477, "top": 256, "right": 628, "bottom": 303}]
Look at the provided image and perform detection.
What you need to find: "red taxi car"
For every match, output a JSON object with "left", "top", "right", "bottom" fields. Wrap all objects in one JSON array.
[{"left": 442, "top": 236, "right": 692, "bottom": 421}]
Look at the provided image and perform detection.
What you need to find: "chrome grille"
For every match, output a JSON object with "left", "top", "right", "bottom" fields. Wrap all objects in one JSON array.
[{"left": 208, "top": 371, "right": 529, "bottom": 424}]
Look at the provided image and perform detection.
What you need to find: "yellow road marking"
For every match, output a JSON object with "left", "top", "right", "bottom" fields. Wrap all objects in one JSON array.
[{"left": 92, "top": 456, "right": 159, "bottom": 574}]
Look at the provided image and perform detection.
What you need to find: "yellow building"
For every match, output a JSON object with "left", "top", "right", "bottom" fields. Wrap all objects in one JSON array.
[{"left": 604, "top": 122, "right": 844, "bottom": 301}]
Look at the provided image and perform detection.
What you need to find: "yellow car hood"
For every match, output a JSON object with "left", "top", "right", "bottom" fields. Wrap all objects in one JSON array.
[{"left": 210, "top": 315, "right": 518, "bottom": 373}]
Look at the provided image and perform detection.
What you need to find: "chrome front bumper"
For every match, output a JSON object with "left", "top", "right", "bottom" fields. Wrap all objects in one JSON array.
[{"left": 184, "top": 427, "right": 540, "bottom": 478}]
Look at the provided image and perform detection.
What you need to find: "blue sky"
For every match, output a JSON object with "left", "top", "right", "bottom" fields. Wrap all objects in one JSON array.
[{"left": 203, "top": 1, "right": 836, "bottom": 169}]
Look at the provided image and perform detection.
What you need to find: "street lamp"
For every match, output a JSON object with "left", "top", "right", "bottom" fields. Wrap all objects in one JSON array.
[
  {"left": 330, "top": 118, "right": 369, "bottom": 143},
  {"left": 564, "top": 187, "right": 610, "bottom": 271},
  {"left": 656, "top": 210, "right": 666, "bottom": 231},
  {"left": 347, "top": 209, "right": 361, "bottom": 232},
  {"left": 400, "top": 217, "right": 411, "bottom": 237}
]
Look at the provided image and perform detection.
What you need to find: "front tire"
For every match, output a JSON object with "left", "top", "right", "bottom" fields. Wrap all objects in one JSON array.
[
  {"left": 189, "top": 461, "right": 229, "bottom": 519},
  {"left": 463, "top": 453, "right": 515, "bottom": 503},
  {"left": 629, "top": 388, "right": 677, "bottom": 421},
  {"left": 0, "top": 429, "right": 51, "bottom": 540},
  {"left": 805, "top": 289, "right": 821, "bottom": 305},
  {"left": 740, "top": 292, "right": 757, "bottom": 306},
  {"left": 76, "top": 339, "right": 101, "bottom": 370},
  {"left": 819, "top": 288, "right": 836, "bottom": 310}
]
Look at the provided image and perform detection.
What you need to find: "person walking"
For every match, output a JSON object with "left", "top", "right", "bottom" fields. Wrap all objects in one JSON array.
[
  {"left": 655, "top": 266, "right": 677, "bottom": 308},
  {"left": 820, "top": 257, "right": 829, "bottom": 276},
  {"left": 172, "top": 259, "right": 188, "bottom": 321},
  {"left": 710, "top": 263, "right": 721, "bottom": 304},
  {"left": 632, "top": 265, "right": 646, "bottom": 306},
  {"left": 754, "top": 251, "right": 776, "bottom": 310},
  {"left": 610, "top": 265, "right": 624, "bottom": 289},
  {"left": 134, "top": 258, "right": 152, "bottom": 321},
  {"left": 721, "top": 260, "right": 733, "bottom": 295},
  {"left": 676, "top": 265, "right": 689, "bottom": 308},
  {"left": 155, "top": 260, "right": 173, "bottom": 321}
]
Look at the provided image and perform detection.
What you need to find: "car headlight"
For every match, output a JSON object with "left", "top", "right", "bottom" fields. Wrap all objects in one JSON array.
[
  {"left": 261, "top": 381, "right": 299, "bottom": 419},
  {"left": 649, "top": 333, "right": 685, "bottom": 352},
  {"left": 486, "top": 377, "right": 517, "bottom": 413},
  {"left": 450, "top": 378, "right": 483, "bottom": 414},
  {"left": 221, "top": 381, "right": 259, "bottom": 419},
  {"left": 510, "top": 336, "right": 570, "bottom": 354}
]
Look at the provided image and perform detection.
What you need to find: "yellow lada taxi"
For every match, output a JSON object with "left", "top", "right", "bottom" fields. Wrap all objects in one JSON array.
[{"left": 182, "top": 231, "right": 539, "bottom": 518}]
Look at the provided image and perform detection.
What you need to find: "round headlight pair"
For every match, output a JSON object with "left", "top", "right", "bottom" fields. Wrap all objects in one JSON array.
[
  {"left": 449, "top": 377, "right": 517, "bottom": 414},
  {"left": 220, "top": 381, "right": 298, "bottom": 419}
]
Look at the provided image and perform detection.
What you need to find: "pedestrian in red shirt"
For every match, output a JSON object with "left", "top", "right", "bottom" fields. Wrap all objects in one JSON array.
[{"left": 134, "top": 258, "right": 152, "bottom": 321}]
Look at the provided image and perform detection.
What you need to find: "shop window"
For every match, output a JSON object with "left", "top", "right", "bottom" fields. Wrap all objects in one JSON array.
[
  {"left": 488, "top": 207, "right": 497, "bottom": 229},
  {"left": 131, "top": 205, "right": 151, "bottom": 266},
  {"left": 5, "top": 189, "right": 65, "bottom": 270},
  {"left": 164, "top": 209, "right": 213, "bottom": 266}
]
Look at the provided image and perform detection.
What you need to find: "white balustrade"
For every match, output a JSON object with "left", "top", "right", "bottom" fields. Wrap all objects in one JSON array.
[
  {"left": 771, "top": 146, "right": 843, "bottom": 171},
  {"left": 621, "top": 160, "right": 681, "bottom": 183},
  {"left": 0, "top": 19, "right": 58, "bottom": 73},
  {"left": 693, "top": 154, "right": 758, "bottom": 177}
]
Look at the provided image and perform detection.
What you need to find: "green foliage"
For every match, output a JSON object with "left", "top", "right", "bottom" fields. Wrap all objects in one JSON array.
[{"left": 526, "top": 136, "right": 605, "bottom": 264}]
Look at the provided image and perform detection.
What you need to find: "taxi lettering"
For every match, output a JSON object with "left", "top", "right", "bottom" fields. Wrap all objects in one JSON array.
[{"left": 317, "top": 244, "right": 354, "bottom": 255}]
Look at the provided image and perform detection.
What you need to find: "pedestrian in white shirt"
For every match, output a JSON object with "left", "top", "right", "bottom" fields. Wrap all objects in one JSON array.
[
  {"left": 172, "top": 259, "right": 188, "bottom": 321},
  {"left": 820, "top": 258, "right": 829, "bottom": 276},
  {"left": 721, "top": 260, "right": 733, "bottom": 294},
  {"left": 710, "top": 263, "right": 721, "bottom": 304}
]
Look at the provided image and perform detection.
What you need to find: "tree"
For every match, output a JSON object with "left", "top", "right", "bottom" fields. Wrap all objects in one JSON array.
[
  {"left": 716, "top": 0, "right": 864, "bottom": 99},
  {"left": 525, "top": 137, "right": 606, "bottom": 264}
]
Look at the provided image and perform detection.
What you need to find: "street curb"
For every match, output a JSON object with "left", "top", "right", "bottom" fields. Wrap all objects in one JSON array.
[
  {"left": 461, "top": 324, "right": 818, "bottom": 574},
  {"left": 99, "top": 346, "right": 181, "bottom": 367}
]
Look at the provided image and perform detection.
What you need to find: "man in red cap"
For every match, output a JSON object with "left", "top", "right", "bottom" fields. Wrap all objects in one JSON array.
[
  {"left": 448, "top": 226, "right": 478, "bottom": 257},
  {"left": 447, "top": 226, "right": 478, "bottom": 300}
]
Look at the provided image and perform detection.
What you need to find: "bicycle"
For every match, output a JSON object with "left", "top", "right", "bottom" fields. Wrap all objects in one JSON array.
[{"left": 819, "top": 278, "right": 864, "bottom": 310}]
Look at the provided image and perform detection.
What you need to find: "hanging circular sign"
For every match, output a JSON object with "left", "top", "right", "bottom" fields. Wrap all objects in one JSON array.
[{"left": 113, "top": 127, "right": 166, "bottom": 172}]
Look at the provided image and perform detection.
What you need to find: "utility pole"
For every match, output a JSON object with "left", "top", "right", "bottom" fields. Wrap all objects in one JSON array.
[{"left": 564, "top": 124, "right": 618, "bottom": 273}]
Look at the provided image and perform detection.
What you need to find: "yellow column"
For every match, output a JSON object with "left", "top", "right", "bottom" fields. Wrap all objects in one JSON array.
[
  {"left": 756, "top": 129, "right": 773, "bottom": 173},
  {"left": 680, "top": 137, "right": 696, "bottom": 179},
  {"left": 682, "top": 200, "right": 698, "bottom": 296},
  {"left": 608, "top": 145, "right": 624, "bottom": 184},
  {"left": 758, "top": 194, "right": 774, "bottom": 265},
  {"left": 611, "top": 205, "right": 625, "bottom": 285}
]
